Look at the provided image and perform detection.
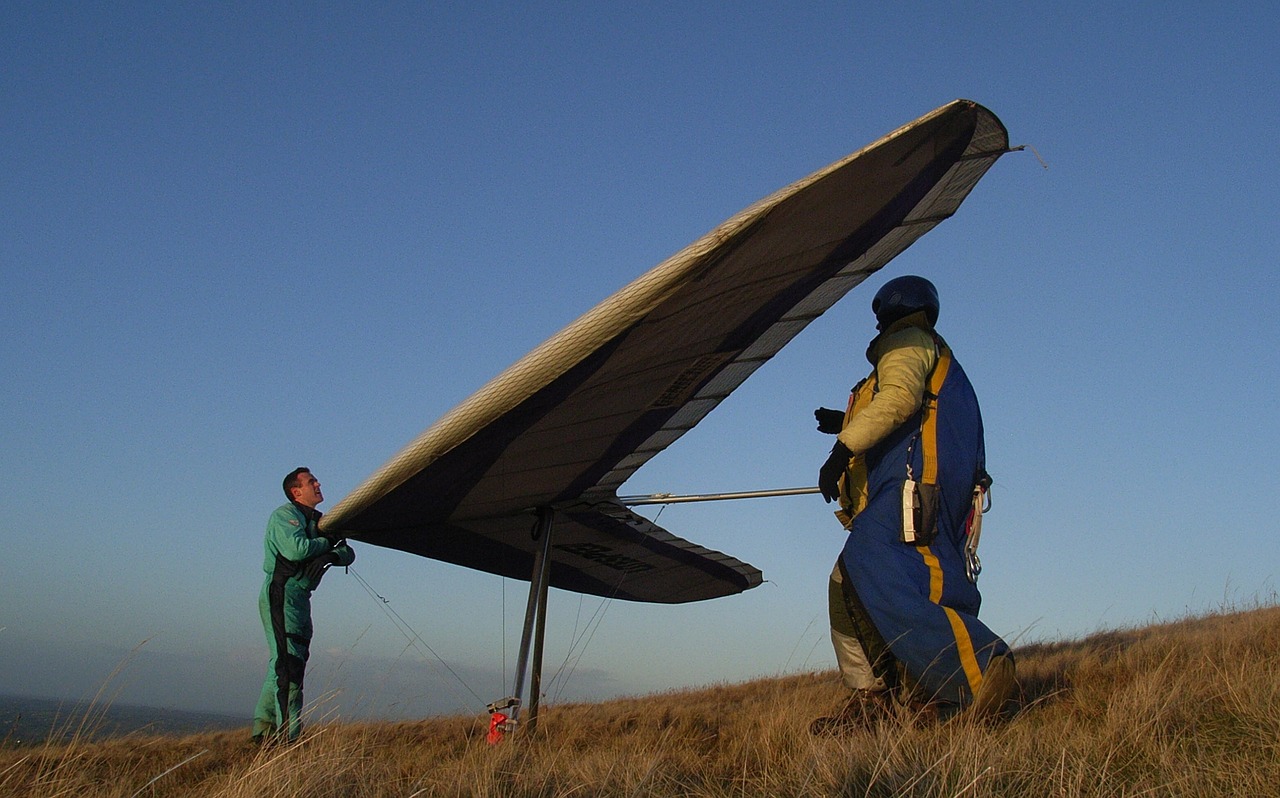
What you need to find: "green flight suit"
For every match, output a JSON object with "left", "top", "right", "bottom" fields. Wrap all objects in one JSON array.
[{"left": 252, "top": 502, "right": 354, "bottom": 741}]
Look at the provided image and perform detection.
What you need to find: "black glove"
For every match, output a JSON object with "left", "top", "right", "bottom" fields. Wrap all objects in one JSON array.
[
  {"left": 302, "top": 551, "right": 338, "bottom": 583},
  {"left": 814, "top": 407, "right": 844, "bottom": 434},
  {"left": 818, "top": 442, "right": 853, "bottom": 503}
]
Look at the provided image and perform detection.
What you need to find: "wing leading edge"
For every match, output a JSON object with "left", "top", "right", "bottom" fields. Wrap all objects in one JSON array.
[{"left": 323, "top": 100, "right": 1010, "bottom": 603}]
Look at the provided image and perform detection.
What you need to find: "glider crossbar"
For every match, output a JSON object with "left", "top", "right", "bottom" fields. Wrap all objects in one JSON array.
[{"left": 619, "top": 486, "right": 820, "bottom": 506}]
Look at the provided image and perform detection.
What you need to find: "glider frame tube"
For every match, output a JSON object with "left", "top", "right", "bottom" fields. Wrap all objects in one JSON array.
[
  {"left": 505, "top": 505, "right": 555, "bottom": 733},
  {"left": 619, "top": 486, "right": 821, "bottom": 506},
  {"left": 503, "top": 487, "right": 820, "bottom": 734}
]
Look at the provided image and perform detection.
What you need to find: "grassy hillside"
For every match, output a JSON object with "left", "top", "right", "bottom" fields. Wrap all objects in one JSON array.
[{"left": 3, "top": 605, "right": 1278, "bottom": 797}]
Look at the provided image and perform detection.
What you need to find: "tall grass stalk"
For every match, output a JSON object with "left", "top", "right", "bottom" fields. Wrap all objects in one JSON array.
[{"left": 2, "top": 605, "right": 1278, "bottom": 796}]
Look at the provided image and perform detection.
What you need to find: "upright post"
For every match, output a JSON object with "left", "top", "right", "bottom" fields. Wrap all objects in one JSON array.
[
  {"left": 508, "top": 506, "right": 554, "bottom": 729},
  {"left": 527, "top": 551, "right": 552, "bottom": 733}
]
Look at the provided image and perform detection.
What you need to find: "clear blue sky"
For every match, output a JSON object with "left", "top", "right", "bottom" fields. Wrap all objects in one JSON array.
[{"left": 3, "top": 2, "right": 1277, "bottom": 720}]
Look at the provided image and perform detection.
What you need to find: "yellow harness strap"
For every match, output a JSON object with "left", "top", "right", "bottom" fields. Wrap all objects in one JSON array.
[
  {"left": 919, "top": 344, "right": 951, "bottom": 485},
  {"left": 834, "top": 376, "right": 877, "bottom": 527},
  {"left": 915, "top": 342, "right": 984, "bottom": 696}
]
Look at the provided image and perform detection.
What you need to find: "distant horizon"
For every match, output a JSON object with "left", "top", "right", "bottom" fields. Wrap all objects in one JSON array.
[
  {"left": 0, "top": 691, "right": 242, "bottom": 719},
  {"left": 0, "top": 693, "right": 242, "bottom": 744}
]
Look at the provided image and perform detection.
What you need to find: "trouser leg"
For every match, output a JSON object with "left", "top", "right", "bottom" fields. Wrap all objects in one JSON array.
[
  {"left": 828, "top": 562, "right": 886, "bottom": 692},
  {"left": 257, "top": 581, "right": 311, "bottom": 741},
  {"left": 253, "top": 674, "right": 278, "bottom": 738},
  {"left": 254, "top": 585, "right": 279, "bottom": 739},
  {"left": 277, "top": 632, "right": 309, "bottom": 740}
]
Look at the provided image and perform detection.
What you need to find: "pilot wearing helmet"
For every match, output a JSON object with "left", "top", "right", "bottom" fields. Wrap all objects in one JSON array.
[{"left": 811, "top": 275, "right": 1014, "bottom": 731}]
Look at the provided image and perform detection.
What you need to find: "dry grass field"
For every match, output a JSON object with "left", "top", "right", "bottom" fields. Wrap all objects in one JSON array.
[{"left": 4, "top": 605, "right": 1278, "bottom": 797}]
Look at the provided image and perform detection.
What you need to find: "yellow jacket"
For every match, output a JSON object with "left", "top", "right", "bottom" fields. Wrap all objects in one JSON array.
[{"left": 834, "top": 313, "right": 937, "bottom": 527}]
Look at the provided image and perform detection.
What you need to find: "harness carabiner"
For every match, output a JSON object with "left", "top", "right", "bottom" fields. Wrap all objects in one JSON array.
[{"left": 964, "top": 484, "right": 988, "bottom": 584}]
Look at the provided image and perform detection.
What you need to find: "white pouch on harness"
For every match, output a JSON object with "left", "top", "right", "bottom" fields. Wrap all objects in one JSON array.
[{"left": 901, "top": 478, "right": 940, "bottom": 546}]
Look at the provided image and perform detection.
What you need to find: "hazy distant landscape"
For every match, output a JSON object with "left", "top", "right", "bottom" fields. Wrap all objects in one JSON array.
[
  {"left": 4, "top": 605, "right": 1278, "bottom": 797},
  {"left": 0, "top": 695, "right": 241, "bottom": 745}
]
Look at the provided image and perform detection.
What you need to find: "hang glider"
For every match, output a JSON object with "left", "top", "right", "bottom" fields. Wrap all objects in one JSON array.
[{"left": 322, "top": 99, "right": 1011, "bottom": 606}]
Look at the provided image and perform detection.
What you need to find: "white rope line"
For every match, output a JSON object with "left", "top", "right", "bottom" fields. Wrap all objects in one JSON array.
[{"left": 348, "top": 567, "right": 487, "bottom": 711}]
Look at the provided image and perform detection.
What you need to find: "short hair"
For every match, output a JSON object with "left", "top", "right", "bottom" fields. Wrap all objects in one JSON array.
[{"left": 283, "top": 467, "right": 312, "bottom": 501}]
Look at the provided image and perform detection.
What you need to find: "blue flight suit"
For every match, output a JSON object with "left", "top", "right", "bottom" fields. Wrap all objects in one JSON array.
[{"left": 834, "top": 320, "right": 1009, "bottom": 708}]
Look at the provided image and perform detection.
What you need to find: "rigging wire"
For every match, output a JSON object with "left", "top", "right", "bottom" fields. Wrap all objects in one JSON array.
[
  {"left": 550, "top": 593, "right": 616, "bottom": 702},
  {"left": 548, "top": 503, "right": 666, "bottom": 702},
  {"left": 548, "top": 570, "right": 629, "bottom": 703},
  {"left": 545, "top": 591, "right": 594, "bottom": 701},
  {"left": 347, "top": 567, "right": 487, "bottom": 711}
]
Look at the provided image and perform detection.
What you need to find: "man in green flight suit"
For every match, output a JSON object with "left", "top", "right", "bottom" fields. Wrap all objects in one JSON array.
[{"left": 252, "top": 467, "right": 355, "bottom": 744}]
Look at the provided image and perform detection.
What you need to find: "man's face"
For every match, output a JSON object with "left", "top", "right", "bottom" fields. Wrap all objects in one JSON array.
[{"left": 291, "top": 472, "right": 324, "bottom": 508}]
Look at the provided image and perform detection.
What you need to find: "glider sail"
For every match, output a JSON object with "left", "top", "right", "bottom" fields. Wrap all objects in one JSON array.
[{"left": 322, "top": 100, "right": 1010, "bottom": 603}]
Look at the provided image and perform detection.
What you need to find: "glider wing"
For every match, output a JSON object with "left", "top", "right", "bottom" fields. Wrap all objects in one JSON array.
[{"left": 322, "top": 100, "right": 1010, "bottom": 603}]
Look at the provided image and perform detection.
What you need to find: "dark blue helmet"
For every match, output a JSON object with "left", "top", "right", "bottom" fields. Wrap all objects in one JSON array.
[{"left": 872, "top": 275, "right": 939, "bottom": 330}]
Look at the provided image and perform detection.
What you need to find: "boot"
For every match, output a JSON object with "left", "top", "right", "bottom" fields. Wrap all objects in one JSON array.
[
  {"left": 969, "top": 654, "right": 1016, "bottom": 720},
  {"left": 809, "top": 689, "right": 891, "bottom": 735}
]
